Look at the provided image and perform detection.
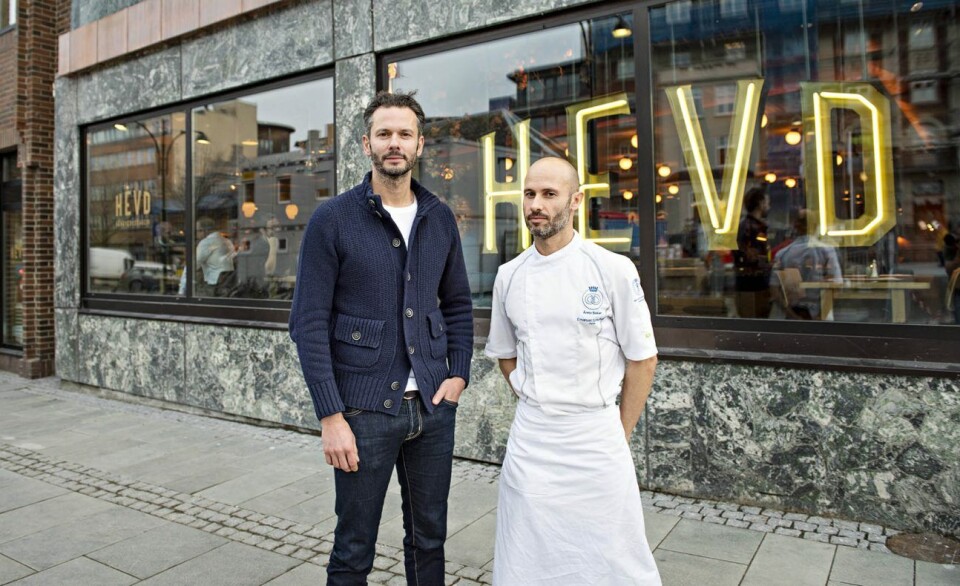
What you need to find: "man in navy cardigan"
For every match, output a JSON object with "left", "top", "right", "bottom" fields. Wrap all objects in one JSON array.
[{"left": 289, "top": 91, "right": 473, "bottom": 585}]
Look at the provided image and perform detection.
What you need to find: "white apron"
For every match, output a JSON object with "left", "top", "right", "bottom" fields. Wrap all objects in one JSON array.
[{"left": 493, "top": 401, "right": 662, "bottom": 586}]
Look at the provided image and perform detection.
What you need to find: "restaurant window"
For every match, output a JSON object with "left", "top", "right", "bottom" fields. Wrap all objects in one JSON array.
[
  {"left": 0, "top": 151, "right": 21, "bottom": 347},
  {"left": 191, "top": 77, "right": 334, "bottom": 300},
  {"left": 388, "top": 12, "right": 638, "bottom": 307},
  {"left": 651, "top": 0, "right": 960, "bottom": 326},
  {"left": 83, "top": 73, "right": 335, "bottom": 311},
  {"left": 1, "top": 0, "right": 14, "bottom": 29},
  {"left": 86, "top": 112, "right": 187, "bottom": 296}
]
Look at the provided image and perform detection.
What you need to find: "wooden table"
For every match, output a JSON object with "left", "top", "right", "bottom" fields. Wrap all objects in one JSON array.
[{"left": 799, "top": 276, "right": 930, "bottom": 323}]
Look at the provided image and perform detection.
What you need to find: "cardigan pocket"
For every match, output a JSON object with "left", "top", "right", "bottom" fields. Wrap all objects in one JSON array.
[
  {"left": 426, "top": 309, "right": 448, "bottom": 359},
  {"left": 333, "top": 313, "right": 385, "bottom": 368}
]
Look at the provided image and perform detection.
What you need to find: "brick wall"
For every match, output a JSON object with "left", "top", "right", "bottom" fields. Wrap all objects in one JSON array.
[
  {"left": 14, "top": 0, "right": 68, "bottom": 378},
  {"left": 0, "top": 28, "right": 16, "bottom": 149}
]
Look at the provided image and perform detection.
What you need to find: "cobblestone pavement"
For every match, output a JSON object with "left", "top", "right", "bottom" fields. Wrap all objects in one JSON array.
[{"left": 0, "top": 375, "right": 955, "bottom": 585}]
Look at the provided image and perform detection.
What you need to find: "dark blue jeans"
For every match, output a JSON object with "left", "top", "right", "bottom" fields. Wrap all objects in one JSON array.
[{"left": 327, "top": 397, "right": 457, "bottom": 586}]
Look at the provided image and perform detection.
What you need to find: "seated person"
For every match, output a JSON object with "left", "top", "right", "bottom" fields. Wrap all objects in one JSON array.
[{"left": 770, "top": 208, "right": 843, "bottom": 320}]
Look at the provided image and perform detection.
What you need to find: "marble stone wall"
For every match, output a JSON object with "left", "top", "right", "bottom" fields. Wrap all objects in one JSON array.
[
  {"left": 72, "top": 0, "right": 142, "bottom": 29},
  {"left": 55, "top": 0, "right": 959, "bottom": 538}
]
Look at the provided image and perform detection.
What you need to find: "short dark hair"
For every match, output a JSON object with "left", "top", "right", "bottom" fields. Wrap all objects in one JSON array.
[
  {"left": 744, "top": 186, "right": 767, "bottom": 213},
  {"left": 363, "top": 90, "right": 426, "bottom": 137}
]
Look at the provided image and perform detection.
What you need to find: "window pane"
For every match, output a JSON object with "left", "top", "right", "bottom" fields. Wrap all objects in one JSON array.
[
  {"left": 390, "top": 13, "right": 638, "bottom": 307},
  {"left": 0, "top": 151, "right": 20, "bottom": 347},
  {"left": 86, "top": 113, "right": 187, "bottom": 296},
  {"left": 191, "top": 77, "right": 334, "bottom": 300},
  {"left": 651, "top": 0, "right": 960, "bottom": 325}
]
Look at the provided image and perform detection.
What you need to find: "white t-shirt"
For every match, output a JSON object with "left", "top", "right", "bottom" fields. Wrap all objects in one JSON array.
[
  {"left": 485, "top": 231, "right": 657, "bottom": 415},
  {"left": 384, "top": 200, "right": 420, "bottom": 392}
]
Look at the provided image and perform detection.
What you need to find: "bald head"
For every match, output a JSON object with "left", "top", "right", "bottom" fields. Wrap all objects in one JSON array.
[
  {"left": 526, "top": 157, "right": 581, "bottom": 197},
  {"left": 523, "top": 156, "right": 584, "bottom": 244}
]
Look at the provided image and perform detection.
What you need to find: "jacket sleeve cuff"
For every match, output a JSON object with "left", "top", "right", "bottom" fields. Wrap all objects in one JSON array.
[
  {"left": 448, "top": 351, "right": 472, "bottom": 388},
  {"left": 307, "top": 379, "right": 345, "bottom": 421}
]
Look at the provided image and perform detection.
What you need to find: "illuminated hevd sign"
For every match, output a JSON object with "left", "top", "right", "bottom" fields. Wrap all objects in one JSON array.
[{"left": 481, "top": 82, "right": 895, "bottom": 251}]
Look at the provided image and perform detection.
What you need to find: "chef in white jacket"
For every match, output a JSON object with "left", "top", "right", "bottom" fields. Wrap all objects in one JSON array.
[{"left": 485, "top": 156, "right": 661, "bottom": 586}]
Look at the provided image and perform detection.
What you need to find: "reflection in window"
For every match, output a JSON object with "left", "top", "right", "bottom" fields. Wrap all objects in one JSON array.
[
  {"left": 389, "top": 13, "right": 638, "bottom": 307},
  {"left": 191, "top": 77, "right": 334, "bottom": 300},
  {"left": 1, "top": 0, "right": 14, "bottom": 28},
  {"left": 1, "top": 151, "right": 21, "bottom": 347},
  {"left": 651, "top": 0, "right": 960, "bottom": 325},
  {"left": 85, "top": 113, "right": 187, "bottom": 296}
]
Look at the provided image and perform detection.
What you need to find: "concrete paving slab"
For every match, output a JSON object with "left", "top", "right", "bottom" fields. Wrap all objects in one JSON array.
[
  {"left": 444, "top": 510, "right": 496, "bottom": 569},
  {"left": 275, "top": 490, "right": 338, "bottom": 527},
  {"left": 263, "top": 562, "right": 327, "bottom": 586},
  {"left": 643, "top": 507, "right": 680, "bottom": 549},
  {"left": 445, "top": 480, "right": 499, "bottom": 537},
  {"left": 657, "top": 518, "right": 763, "bottom": 564},
  {"left": 0, "top": 553, "right": 33, "bottom": 584},
  {"left": 0, "top": 476, "right": 68, "bottom": 515},
  {"left": 82, "top": 444, "right": 168, "bottom": 473},
  {"left": 916, "top": 561, "right": 958, "bottom": 586},
  {"left": 278, "top": 470, "right": 336, "bottom": 498},
  {"left": 3, "top": 430, "right": 93, "bottom": 452},
  {"left": 7, "top": 556, "right": 137, "bottom": 586},
  {"left": 0, "top": 470, "right": 22, "bottom": 487},
  {"left": 0, "top": 506, "right": 163, "bottom": 570},
  {"left": 39, "top": 435, "right": 148, "bottom": 463},
  {"left": 830, "top": 546, "right": 915, "bottom": 585},
  {"left": 87, "top": 522, "right": 228, "bottom": 579},
  {"left": 196, "top": 465, "right": 316, "bottom": 505},
  {"left": 240, "top": 485, "right": 321, "bottom": 516},
  {"left": 137, "top": 542, "right": 299, "bottom": 586},
  {"left": 653, "top": 549, "right": 746, "bottom": 586},
  {"left": 741, "top": 533, "right": 836, "bottom": 586},
  {"left": 163, "top": 465, "right": 252, "bottom": 495},
  {"left": 0, "top": 493, "right": 116, "bottom": 544}
]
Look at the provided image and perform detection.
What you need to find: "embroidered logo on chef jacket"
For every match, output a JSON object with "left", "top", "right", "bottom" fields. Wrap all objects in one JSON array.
[
  {"left": 578, "top": 286, "right": 605, "bottom": 324},
  {"left": 631, "top": 277, "right": 644, "bottom": 302}
]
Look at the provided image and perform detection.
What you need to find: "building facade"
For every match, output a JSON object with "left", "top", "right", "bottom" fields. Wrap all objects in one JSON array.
[
  {"left": 0, "top": 0, "right": 69, "bottom": 377},
  {"left": 54, "top": 0, "right": 959, "bottom": 537}
]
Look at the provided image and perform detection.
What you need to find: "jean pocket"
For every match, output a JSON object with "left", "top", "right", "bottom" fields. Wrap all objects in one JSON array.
[{"left": 440, "top": 399, "right": 459, "bottom": 408}]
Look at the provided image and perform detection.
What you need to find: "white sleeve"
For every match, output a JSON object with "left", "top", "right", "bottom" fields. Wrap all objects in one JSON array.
[
  {"left": 484, "top": 272, "right": 518, "bottom": 359},
  {"left": 609, "top": 256, "right": 658, "bottom": 361}
]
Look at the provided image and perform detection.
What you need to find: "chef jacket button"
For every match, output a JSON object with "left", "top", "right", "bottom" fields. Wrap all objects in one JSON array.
[
  {"left": 405, "top": 308, "right": 414, "bottom": 318},
  {"left": 392, "top": 238, "right": 401, "bottom": 248},
  {"left": 383, "top": 399, "right": 393, "bottom": 409},
  {"left": 408, "top": 346, "right": 415, "bottom": 355},
  {"left": 351, "top": 331, "right": 361, "bottom": 341},
  {"left": 391, "top": 381, "right": 400, "bottom": 391}
]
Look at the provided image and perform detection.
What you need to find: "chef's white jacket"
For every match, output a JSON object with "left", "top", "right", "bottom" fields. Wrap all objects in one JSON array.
[{"left": 484, "top": 232, "right": 657, "bottom": 415}]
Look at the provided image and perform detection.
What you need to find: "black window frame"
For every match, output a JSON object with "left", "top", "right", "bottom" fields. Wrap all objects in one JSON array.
[
  {"left": 79, "top": 68, "right": 336, "bottom": 328},
  {"left": 378, "top": 0, "right": 960, "bottom": 374}
]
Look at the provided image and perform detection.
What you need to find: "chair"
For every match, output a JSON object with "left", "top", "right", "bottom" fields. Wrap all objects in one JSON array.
[
  {"left": 775, "top": 268, "right": 810, "bottom": 320},
  {"left": 947, "top": 267, "right": 960, "bottom": 311}
]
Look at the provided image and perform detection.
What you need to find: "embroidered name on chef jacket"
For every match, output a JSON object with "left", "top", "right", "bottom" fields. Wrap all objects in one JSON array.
[{"left": 578, "top": 286, "right": 606, "bottom": 324}]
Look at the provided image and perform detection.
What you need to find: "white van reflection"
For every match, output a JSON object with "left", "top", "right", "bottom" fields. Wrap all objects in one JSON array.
[{"left": 89, "top": 247, "right": 134, "bottom": 291}]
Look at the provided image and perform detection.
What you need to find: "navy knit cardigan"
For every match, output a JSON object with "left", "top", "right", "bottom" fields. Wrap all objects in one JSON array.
[{"left": 289, "top": 173, "right": 473, "bottom": 421}]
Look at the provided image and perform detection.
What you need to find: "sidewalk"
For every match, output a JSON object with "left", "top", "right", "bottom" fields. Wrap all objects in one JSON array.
[{"left": 0, "top": 374, "right": 954, "bottom": 585}]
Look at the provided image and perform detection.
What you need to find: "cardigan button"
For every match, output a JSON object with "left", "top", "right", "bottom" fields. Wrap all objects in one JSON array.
[
  {"left": 405, "top": 308, "right": 414, "bottom": 318},
  {"left": 408, "top": 345, "right": 415, "bottom": 355},
  {"left": 392, "top": 238, "right": 401, "bottom": 248},
  {"left": 383, "top": 399, "right": 394, "bottom": 409},
  {"left": 391, "top": 381, "right": 400, "bottom": 391},
  {"left": 351, "top": 331, "right": 361, "bottom": 341}
]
